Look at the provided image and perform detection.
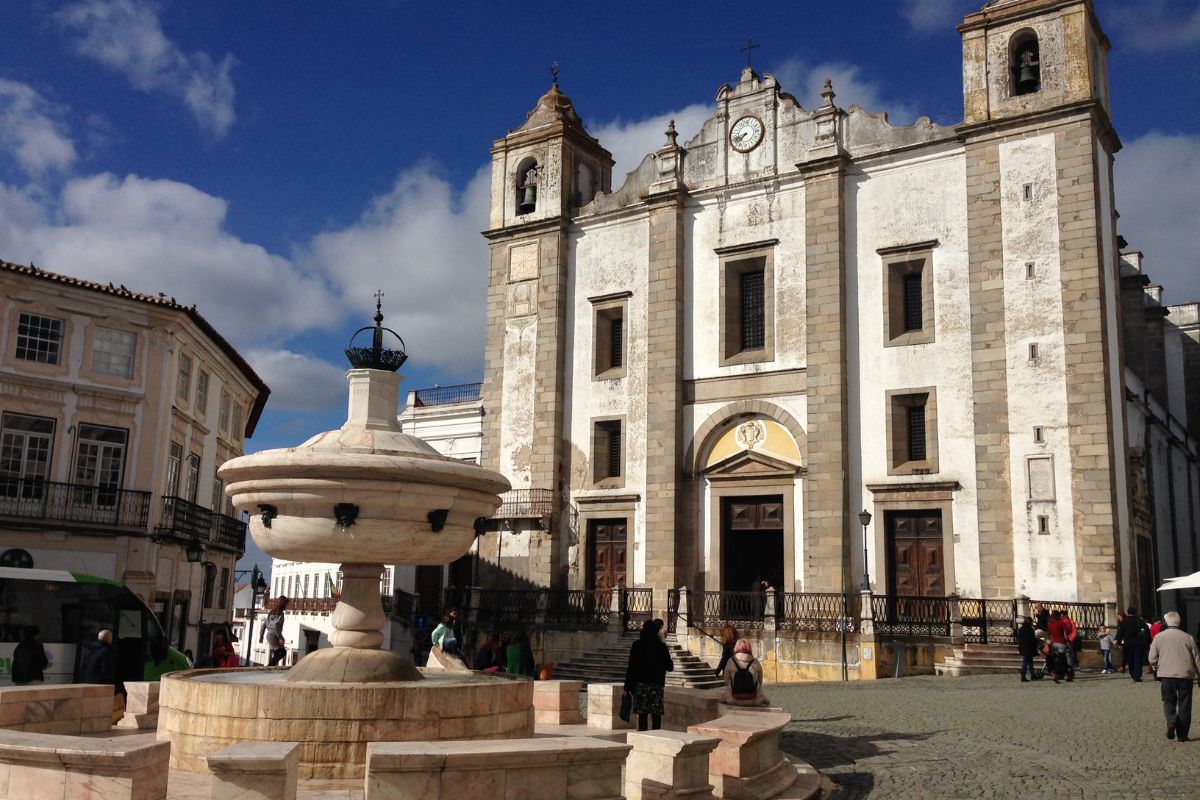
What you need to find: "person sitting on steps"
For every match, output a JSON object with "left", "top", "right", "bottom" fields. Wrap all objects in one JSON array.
[{"left": 722, "top": 638, "right": 770, "bottom": 707}]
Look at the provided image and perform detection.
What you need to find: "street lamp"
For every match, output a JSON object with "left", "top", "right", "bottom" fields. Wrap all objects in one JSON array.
[
  {"left": 185, "top": 538, "right": 205, "bottom": 564},
  {"left": 239, "top": 564, "right": 269, "bottom": 666},
  {"left": 858, "top": 509, "right": 873, "bottom": 590}
]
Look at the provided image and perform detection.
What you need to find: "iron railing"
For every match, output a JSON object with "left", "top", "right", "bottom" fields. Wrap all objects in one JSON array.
[
  {"left": 778, "top": 592, "right": 858, "bottom": 633},
  {"left": 158, "top": 496, "right": 246, "bottom": 552},
  {"left": 688, "top": 590, "right": 767, "bottom": 630},
  {"left": 545, "top": 590, "right": 610, "bottom": 629},
  {"left": 475, "top": 589, "right": 543, "bottom": 627},
  {"left": 0, "top": 477, "right": 150, "bottom": 529},
  {"left": 1030, "top": 600, "right": 1106, "bottom": 639},
  {"left": 212, "top": 512, "right": 247, "bottom": 550},
  {"left": 666, "top": 588, "right": 680, "bottom": 634},
  {"left": 491, "top": 488, "right": 555, "bottom": 519},
  {"left": 621, "top": 587, "right": 653, "bottom": 632},
  {"left": 872, "top": 595, "right": 953, "bottom": 637},
  {"left": 960, "top": 598, "right": 1017, "bottom": 644},
  {"left": 413, "top": 382, "right": 482, "bottom": 406}
]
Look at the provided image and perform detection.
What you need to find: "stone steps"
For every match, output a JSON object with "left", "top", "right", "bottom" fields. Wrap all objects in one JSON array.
[
  {"left": 936, "top": 644, "right": 1027, "bottom": 676},
  {"left": 550, "top": 637, "right": 724, "bottom": 689}
]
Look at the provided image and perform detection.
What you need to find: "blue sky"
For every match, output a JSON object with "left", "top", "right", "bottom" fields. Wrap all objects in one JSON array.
[{"left": 2, "top": 0, "right": 1198, "bottom": 460}]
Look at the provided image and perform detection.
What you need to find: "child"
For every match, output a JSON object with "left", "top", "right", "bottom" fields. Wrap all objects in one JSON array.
[{"left": 1097, "top": 625, "right": 1114, "bottom": 673}]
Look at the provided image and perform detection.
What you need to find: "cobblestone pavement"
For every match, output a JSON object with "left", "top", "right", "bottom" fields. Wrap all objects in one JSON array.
[{"left": 770, "top": 672, "right": 1198, "bottom": 799}]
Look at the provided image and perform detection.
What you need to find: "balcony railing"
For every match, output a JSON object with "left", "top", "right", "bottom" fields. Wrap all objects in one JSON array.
[
  {"left": 413, "top": 382, "right": 482, "bottom": 407},
  {"left": 0, "top": 477, "right": 150, "bottom": 530},
  {"left": 491, "top": 488, "right": 554, "bottom": 519},
  {"left": 158, "top": 496, "right": 247, "bottom": 552}
]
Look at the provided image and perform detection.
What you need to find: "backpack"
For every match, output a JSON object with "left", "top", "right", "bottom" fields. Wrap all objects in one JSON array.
[{"left": 731, "top": 659, "right": 758, "bottom": 699}]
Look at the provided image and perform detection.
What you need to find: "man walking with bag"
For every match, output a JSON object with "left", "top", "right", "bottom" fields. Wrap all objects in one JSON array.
[{"left": 1148, "top": 611, "right": 1200, "bottom": 742}]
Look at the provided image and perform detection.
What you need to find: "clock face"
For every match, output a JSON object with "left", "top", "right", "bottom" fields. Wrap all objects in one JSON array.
[{"left": 730, "top": 116, "right": 764, "bottom": 152}]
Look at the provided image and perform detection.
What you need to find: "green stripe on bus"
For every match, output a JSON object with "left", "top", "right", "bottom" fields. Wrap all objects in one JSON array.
[{"left": 69, "top": 572, "right": 123, "bottom": 587}]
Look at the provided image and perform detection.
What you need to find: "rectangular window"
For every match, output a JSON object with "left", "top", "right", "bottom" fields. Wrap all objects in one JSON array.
[
  {"left": 184, "top": 454, "right": 201, "bottom": 503},
  {"left": 177, "top": 355, "right": 192, "bottom": 405},
  {"left": 740, "top": 270, "right": 766, "bottom": 351},
  {"left": 203, "top": 565, "right": 216, "bottom": 610},
  {"left": 906, "top": 405, "right": 927, "bottom": 462},
  {"left": 882, "top": 244, "right": 936, "bottom": 346},
  {"left": 592, "top": 419, "right": 624, "bottom": 484},
  {"left": 73, "top": 424, "right": 128, "bottom": 506},
  {"left": 15, "top": 313, "right": 64, "bottom": 364},
  {"left": 718, "top": 244, "right": 775, "bottom": 366},
  {"left": 380, "top": 569, "right": 391, "bottom": 597},
  {"left": 888, "top": 388, "right": 938, "bottom": 475},
  {"left": 0, "top": 413, "right": 55, "bottom": 499},
  {"left": 1028, "top": 342, "right": 1039, "bottom": 362},
  {"left": 219, "top": 391, "right": 231, "bottom": 433},
  {"left": 1037, "top": 515, "right": 1050, "bottom": 535},
  {"left": 591, "top": 296, "right": 629, "bottom": 379},
  {"left": 1025, "top": 262, "right": 1036, "bottom": 280},
  {"left": 196, "top": 371, "right": 209, "bottom": 416},
  {"left": 91, "top": 328, "right": 136, "bottom": 378},
  {"left": 303, "top": 574, "right": 310, "bottom": 598},
  {"left": 211, "top": 477, "right": 224, "bottom": 512},
  {"left": 1033, "top": 426, "right": 1045, "bottom": 444},
  {"left": 166, "top": 442, "right": 182, "bottom": 497},
  {"left": 219, "top": 567, "right": 230, "bottom": 608},
  {"left": 231, "top": 404, "right": 243, "bottom": 441}
]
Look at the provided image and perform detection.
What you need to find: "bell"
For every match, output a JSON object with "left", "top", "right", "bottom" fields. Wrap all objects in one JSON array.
[
  {"left": 1017, "top": 64, "right": 1039, "bottom": 93},
  {"left": 519, "top": 185, "right": 537, "bottom": 214}
]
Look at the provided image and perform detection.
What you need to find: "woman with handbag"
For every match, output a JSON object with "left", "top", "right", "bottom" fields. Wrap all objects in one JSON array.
[{"left": 623, "top": 619, "right": 674, "bottom": 731}]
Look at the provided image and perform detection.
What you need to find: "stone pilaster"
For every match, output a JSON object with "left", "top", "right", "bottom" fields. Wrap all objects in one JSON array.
[
  {"left": 643, "top": 186, "right": 686, "bottom": 589},
  {"left": 801, "top": 157, "right": 850, "bottom": 592},
  {"left": 963, "top": 138, "right": 1015, "bottom": 599},
  {"left": 1054, "top": 119, "right": 1122, "bottom": 604}
]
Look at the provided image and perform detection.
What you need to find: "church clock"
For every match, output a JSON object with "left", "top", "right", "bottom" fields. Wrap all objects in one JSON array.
[{"left": 729, "top": 115, "right": 764, "bottom": 152}]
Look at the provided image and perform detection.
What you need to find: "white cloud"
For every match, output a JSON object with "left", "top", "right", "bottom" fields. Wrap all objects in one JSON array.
[
  {"left": 246, "top": 349, "right": 347, "bottom": 412},
  {"left": 591, "top": 103, "right": 711, "bottom": 182},
  {"left": 0, "top": 79, "right": 77, "bottom": 175},
  {"left": 55, "top": 0, "right": 236, "bottom": 137},
  {"left": 1114, "top": 132, "right": 1200, "bottom": 304},
  {"left": 305, "top": 164, "right": 493, "bottom": 376},
  {"left": 3, "top": 173, "right": 339, "bottom": 343},
  {"left": 1105, "top": 1, "right": 1200, "bottom": 52},
  {"left": 772, "top": 58, "right": 922, "bottom": 124},
  {"left": 902, "top": 0, "right": 966, "bottom": 33}
]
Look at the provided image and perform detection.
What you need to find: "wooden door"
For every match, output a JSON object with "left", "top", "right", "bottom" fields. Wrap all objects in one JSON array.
[
  {"left": 588, "top": 520, "right": 627, "bottom": 591},
  {"left": 887, "top": 511, "right": 945, "bottom": 596},
  {"left": 722, "top": 496, "right": 785, "bottom": 592}
]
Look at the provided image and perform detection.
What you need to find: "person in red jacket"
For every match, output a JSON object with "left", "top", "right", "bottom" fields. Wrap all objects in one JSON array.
[
  {"left": 1060, "top": 612, "right": 1079, "bottom": 676},
  {"left": 1046, "top": 611, "right": 1072, "bottom": 683}
]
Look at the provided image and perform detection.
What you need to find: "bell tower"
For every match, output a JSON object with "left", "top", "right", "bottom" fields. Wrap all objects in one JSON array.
[
  {"left": 480, "top": 80, "right": 612, "bottom": 588},
  {"left": 956, "top": 0, "right": 1127, "bottom": 604},
  {"left": 960, "top": 0, "right": 1111, "bottom": 127}
]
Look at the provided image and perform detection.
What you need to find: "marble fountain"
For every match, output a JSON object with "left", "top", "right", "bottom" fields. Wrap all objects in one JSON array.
[{"left": 157, "top": 304, "right": 527, "bottom": 779}]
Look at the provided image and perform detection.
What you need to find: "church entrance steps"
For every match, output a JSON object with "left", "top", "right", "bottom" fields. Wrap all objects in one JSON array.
[
  {"left": 550, "top": 636, "right": 724, "bottom": 689},
  {"left": 934, "top": 644, "right": 1026, "bottom": 676}
]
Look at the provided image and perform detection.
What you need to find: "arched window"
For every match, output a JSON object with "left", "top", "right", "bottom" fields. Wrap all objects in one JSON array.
[
  {"left": 576, "top": 161, "right": 594, "bottom": 207},
  {"left": 516, "top": 158, "right": 538, "bottom": 215},
  {"left": 1010, "top": 29, "right": 1041, "bottom": 96}
]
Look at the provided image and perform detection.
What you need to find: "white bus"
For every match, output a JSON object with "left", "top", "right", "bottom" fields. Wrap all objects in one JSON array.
[{"left": 0, "top": 567, "right": 189, "bottom": 685}]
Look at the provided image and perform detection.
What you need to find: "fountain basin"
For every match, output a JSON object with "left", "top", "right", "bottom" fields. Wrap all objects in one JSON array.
[{"left": 158, "top": 668, "right": 535, "bottom": 779}]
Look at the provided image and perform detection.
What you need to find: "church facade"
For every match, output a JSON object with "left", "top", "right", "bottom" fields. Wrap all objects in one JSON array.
[{"left": 479, "top": 0, "right": 1200, "bottom": 608}]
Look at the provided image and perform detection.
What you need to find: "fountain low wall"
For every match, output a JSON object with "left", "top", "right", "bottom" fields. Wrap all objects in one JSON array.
[{"left": 159, "top": 668, "right": 534, "bottom": 779}]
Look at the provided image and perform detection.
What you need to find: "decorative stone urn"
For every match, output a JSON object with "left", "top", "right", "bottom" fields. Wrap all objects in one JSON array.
[{"left": 218, "top": 303, "right": 509, "bottom": 682}]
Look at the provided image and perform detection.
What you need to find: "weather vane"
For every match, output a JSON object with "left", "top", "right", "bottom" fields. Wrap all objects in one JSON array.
[
  {"left": 740, "top": 38, "right": 760, "bottom": 70},
  {"left": 550, "top": 62, "right": 560, "bottom": 86}
]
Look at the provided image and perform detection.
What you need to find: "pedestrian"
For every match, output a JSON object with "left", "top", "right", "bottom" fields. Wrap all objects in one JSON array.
[
  {"left": 431, "top": 612, "right": 459, "bottom": 656},
  {"left": 262, "top": 595, "right": 289, "bottom": 667},
  {"left": 1034, "top": 603, "right": 1050, "bottom": 632},
  {"left": 714, "top": 625, "right": 739, "bottom": 677},
  {"left": 1116, "top": 608, "right": 1151, "bottom": 682},
  {"left": 506, "top": 631, "right": 535, "bottom": 677},
  {"left": 211, "top": 630, "right": 238, "bottom": 668},
  {"left": 1098, "top": 625, "right": 1114, "bottom": 673},
  {"left": 1016, "top": 617, "right": 1038, "bottom": 682},
  {"left": 1061, "top": 611, "right": 1079, "bottom": 674},
  {"left": 1046, "top": 611, "right": 1072, "bottom": 682},
  {"left": 11, "top": 625, "right": 48, "bottom": 685},
  {"left": 1147, "top": 610, "right": 1200, "bottom": 742},
  {"left": 722, "top": 639, "right": 769, "bottom": 706},
  {"left": 81, "top": 629, "right": 122, "bottom": 723},
  {"left": 1115, "top": 611, "right": 1127, "bottom": 672},
  {"left": 623, "top": 619, "right": 674, "bottom": 731}
]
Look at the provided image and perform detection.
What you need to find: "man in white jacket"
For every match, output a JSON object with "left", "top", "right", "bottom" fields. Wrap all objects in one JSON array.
[{"left": 1148, "top": 611, "right": 1200, "bottom": 742}]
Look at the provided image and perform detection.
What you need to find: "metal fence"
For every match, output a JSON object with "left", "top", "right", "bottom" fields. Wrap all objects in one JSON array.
[
  {"left": 871, "top": 594, "right": 953, "bottom": 637},
  {"left": 1030, "top": 600, "right": 1106, "bottom": 639},
  {"left": 778, "top": 592, "right": 858, "bottom": 633},
  {"left": 960, "top": 598, "right": 1017, "bottom": 644},
  {"left": 545, "top": 590, "right": 610, "bottom": 629},
  {"left": 0, "top": 478, "right": 151, "bottom": 529},
  {"left": 474, "top": 589, "right": 543, "bottom": 627},
  {"left": 621, "top": 587, "right": 653, "bottom": 632},
  {"left": 688, "top": 590, "right": 767, "bottom": 630},
  {"left": 413, "top": 382, "right": 482, "bottom": 406}
]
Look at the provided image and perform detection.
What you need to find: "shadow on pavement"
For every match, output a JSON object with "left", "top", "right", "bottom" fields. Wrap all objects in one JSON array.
[{"left": 780, "top": 728, "right": 942, "bottom": 771}]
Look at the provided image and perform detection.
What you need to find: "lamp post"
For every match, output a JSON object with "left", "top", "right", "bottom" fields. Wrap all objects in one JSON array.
[
  {"left": 243, "top": 565, "right": 268, "bottom": 665},
  {"left": 858, "top": 509, "right": 873, "bottom": 591}
]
